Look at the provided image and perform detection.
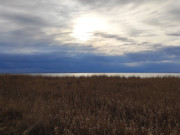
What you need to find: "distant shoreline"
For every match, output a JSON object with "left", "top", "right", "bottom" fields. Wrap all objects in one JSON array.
[{"left": 1, "top": 73, "right": 180, "bottom": 78}]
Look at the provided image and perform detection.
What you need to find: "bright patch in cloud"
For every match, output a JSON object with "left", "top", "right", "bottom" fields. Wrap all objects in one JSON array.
[{"left": 71, "top": 14, "right": 108, "bottom": 42}]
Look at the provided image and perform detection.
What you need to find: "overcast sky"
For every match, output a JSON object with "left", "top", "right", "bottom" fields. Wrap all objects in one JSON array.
[{"left": 0, "top": 0, "right": 180, "bottom": 73}]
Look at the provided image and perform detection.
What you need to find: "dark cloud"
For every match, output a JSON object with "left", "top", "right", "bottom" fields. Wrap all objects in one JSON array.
[
  {"left": 78, "top": 0, "right": 161, "bottom": 6},
  {"left": 168, "top": 33, "right": 180, "bottom": 37},
  {"left": 77, "top": 0, "right": 165, "bottom": 11},
  {"left": 0, "top": 46, "right": 180, "bottom": 73},
  {"left": 0, "top": 12, "right": 48, "bottom": 27},
  {"left": 125, "top": 46, "right": 180, "bottom": 62},
  {"left": 95, "top": 32, "right": 132, "bottom": 42},
  {"left": 167, "top": 3, "right": 180, "bottom": 22},
  {"left": 163, "top": 46, "right": 180, "bottom": 56}
]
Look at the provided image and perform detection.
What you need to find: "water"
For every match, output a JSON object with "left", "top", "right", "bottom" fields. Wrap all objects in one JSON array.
[{"left": 28, "top": 73, "right": 180, "bottom": 78}]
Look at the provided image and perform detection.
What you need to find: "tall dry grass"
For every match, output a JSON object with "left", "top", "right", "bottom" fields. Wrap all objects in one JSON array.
[{"left": 0, "top": 75, "right": 179, "bottom": 135}]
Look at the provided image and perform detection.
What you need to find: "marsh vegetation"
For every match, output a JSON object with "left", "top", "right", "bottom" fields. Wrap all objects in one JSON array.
[{"left": 0, "top": 75, "right": 179, "bottom": 135}]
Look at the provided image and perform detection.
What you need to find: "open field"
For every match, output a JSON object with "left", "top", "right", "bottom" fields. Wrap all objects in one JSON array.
[{"left": 0, "top": 75, "right": 179, "bottom": 135}]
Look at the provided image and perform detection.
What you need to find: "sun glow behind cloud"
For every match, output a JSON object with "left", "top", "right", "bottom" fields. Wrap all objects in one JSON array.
[
  {"left": 71, "top": 14, "right": 108, "bottom": 42},
  {"left": 1, "top": 0, "right": 177, "bottom": 56}
]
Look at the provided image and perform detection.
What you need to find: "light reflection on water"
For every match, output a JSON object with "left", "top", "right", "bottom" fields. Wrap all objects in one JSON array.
[{"left": 28, "top": 73, "right": 180, "bottom": 78}]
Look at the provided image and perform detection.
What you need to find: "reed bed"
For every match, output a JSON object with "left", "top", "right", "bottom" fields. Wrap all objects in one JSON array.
[{"left": 0, "top": 75, "right": 179, "bottom": 135}]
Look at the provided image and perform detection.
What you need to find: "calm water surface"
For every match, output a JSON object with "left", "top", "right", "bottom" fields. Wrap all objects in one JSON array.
[{"left": 28, "top": 73, "right": 180, "bottom": 78}]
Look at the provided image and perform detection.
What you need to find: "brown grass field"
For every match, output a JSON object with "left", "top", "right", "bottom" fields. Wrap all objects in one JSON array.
[{"left": 0, "top": 75, "right": 179, "bottom": 135}]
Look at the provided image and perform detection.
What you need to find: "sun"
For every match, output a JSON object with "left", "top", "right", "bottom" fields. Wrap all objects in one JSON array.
[{"left": 71, "top": 15, "right": 107, "bottom": 42}]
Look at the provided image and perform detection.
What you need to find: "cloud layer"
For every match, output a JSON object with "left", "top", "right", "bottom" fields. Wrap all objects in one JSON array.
[
  {"left": 0, "top": 0, "right": 180, "bottom": 72},
  {"left": 1, "top": 46, "right": 180, "bottom": 73}
]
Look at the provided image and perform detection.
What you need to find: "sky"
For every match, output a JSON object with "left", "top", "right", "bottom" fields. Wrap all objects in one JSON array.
[{"left": 0, "top": 0, "right": 180, "bottom": 73}]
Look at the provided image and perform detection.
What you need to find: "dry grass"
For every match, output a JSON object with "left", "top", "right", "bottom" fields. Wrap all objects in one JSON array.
[{"left": 0, "top": 75, "right": 179, "bottom": 135}]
